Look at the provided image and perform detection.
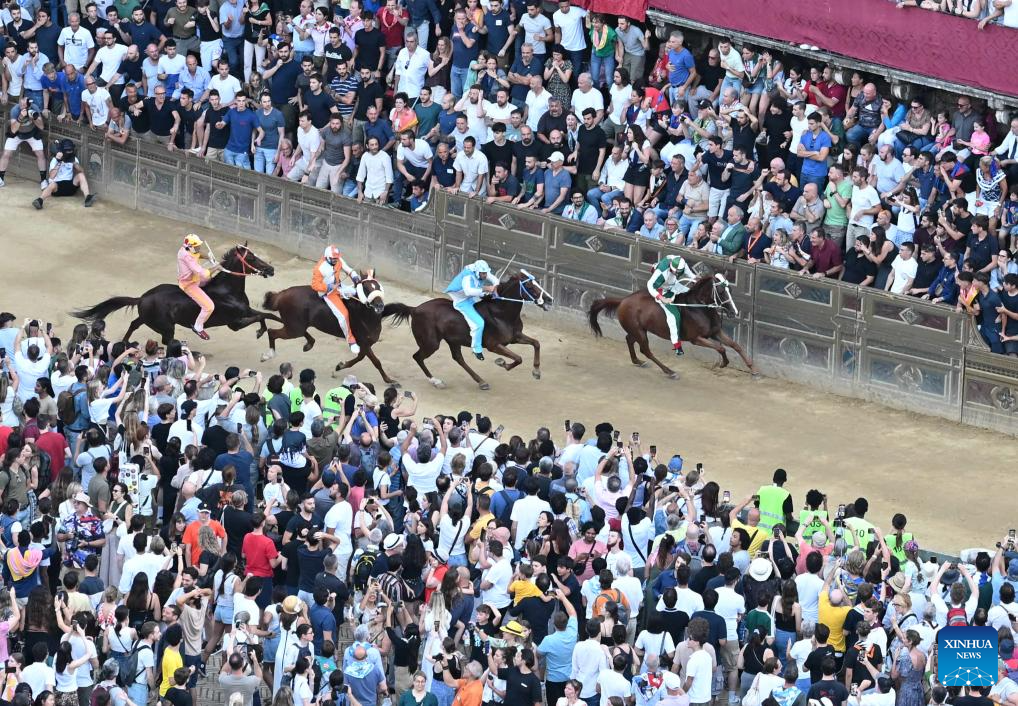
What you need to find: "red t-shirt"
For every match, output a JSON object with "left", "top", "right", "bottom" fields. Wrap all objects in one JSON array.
[
  {"left": 242, "top": 532, "right": 279, "bottom": 577},
  {"left": 36, "top": 430, "right": 69, "bottom": 480},
  {"left": 377, "top": 7, "right": 407, "bottom": 49},
  {"left": 182, "top": 519, "right": 226, "bottom": 566},
  {"left": 0, "top": 427, "right": 12, "bottom": 456}
]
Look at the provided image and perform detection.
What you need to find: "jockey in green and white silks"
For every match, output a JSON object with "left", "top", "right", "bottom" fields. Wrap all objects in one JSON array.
[
  {"left": 445, "top": 259, "right": 499, "bottom": 360},
  {"left": 647, "top": 254, "right": 696, "bottom": 355}
]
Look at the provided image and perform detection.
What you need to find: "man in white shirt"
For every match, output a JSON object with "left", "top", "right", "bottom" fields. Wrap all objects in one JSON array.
[
  {"left": 611, "top": 554, "right": 643, "bottom": 642},
  {"left": 466, "top": 418, "right": 499, "bottom": 461},
  {"left": 393, "top": 30, "right": 428, "bottom": 97},
  {"left": 551, "top": 0, "right": 586, "bottom": 69},
  {"left": 323, "top": 482, "right": 354, "bottom": 578},
  {"left": 86, "top": 31, "right": 128, "bottom": 92},
  {"left": 596, "top": 653, "right": 632, "bottom": 706},
  {"left": 119, "top": 534, "right": 171, "bottom": 593},
  {"left": 397, "top": 420, "right": 447, "bottom": 494},
  {"left": 479, "top": 540, "right": 512, "bottom": 609},
  {"left": 57, "top": 13, "right": 96, "bottom": 71},
  {"left": 81, "top": 76, "right": 112, "bottom": 127},
  {"left": 22, "top": 643, "right": 55, "bottom": 696},
  {"left": 682, "top": 619, "right": 715, "bottom": 706},
  {"left": 524, "top": 74, "right": 550, "bottom": 131},
  {"left": 356, "top": 136, "right": 394, "bottom": 204},
  {"left": 847, "top": 166, "right": 881, "bottom": 250},
  {"left": 795, "top": 553, "right": 824, "bottom": 624},
  {"left": 453, "top": 136, "right": 489, "bottom": 197},
  {"left": 570, "top": 73, "right": 604, "bottom": 125},
  {"left": 12, "top": 323, "right": 52, "bottom": 403},
  {"left": 571, "top": 619, "right": 609, "bottom": 703},
  {"left": 886, "top": 241, "right": 918, "bottom": 295},
  {"left": 714, "top": 567, "right": 744, "bottom": 689},
  {"left": 510, "top": 478, "right": 551, "bottom": 549},
  {"left": 207, "top": 60, "right": 241, "bottom": 107}
]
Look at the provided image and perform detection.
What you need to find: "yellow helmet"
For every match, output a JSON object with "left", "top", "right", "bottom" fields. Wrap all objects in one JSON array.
[{"left": 183, "top": 234, "right": 203, "bottom": 249}]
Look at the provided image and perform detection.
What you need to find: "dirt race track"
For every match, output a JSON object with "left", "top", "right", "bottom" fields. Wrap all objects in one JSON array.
[{"left": 3, "top": 177, "right": 1014, "bottom": 553}]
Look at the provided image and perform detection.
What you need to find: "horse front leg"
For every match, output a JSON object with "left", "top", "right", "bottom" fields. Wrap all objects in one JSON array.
[
  {"left": 362, "top": 347, "right": 398, "bottom": 386},
  {"left": 333, "top": 349, "right": 366, "bottom": 376},
  {"left": 491, "top": 343, "right": 524, "bottom": 372},
  {"left": 717, "top": 330, "right": 761, "bottom": 378},
  {"left": 511, "top": 332, "right": 542, "bottom": 379},
  {"left": 692, "top": 336, "right": 728, "bottom": 369}
]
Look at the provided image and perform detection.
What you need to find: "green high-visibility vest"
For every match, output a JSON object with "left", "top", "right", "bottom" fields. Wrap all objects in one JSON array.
[
  {"left": 321, "top": 386, "right": 351, "bottom": 420},
  {"left": 844, "top": 517, "right": 875, "bottom": 548},
  {"left": 798, "top": 509, "right": 829, "bottom": 538},
  {"left": 757, "top": 485, "right": 790, "bottom": 531}
]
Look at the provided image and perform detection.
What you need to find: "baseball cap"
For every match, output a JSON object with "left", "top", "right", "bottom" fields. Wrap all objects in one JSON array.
[
  {"left": 180, "top": 400, "right": 198, "bottom": 416},
  {"left": 668, "top": 455, "right": 683, "bottom": 473},
  {"left": 697, "top": 99, "right": 712, "bottom": 110},
  {"left": 662, "top": 672, "right": 682, "bottom": 690},
  {"left": 548, "top": 151, "right": 564, "bottom": 163},
  {"left": 197, "top": 501, "right": 211, "bottom": 514}
]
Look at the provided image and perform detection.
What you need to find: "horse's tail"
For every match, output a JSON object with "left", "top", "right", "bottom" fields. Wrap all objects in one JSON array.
[
  {"left": 70, "top": 296, "right": 141, "bottom": 322},
  {"left": 381, "top": 303, "right": 414, "bottom": 328},
  {"left": 588, "top": 297, "right": 624, "bottom": 338},
  {"left": 262, "top": 291, "right": 281, "bottom": 311}
]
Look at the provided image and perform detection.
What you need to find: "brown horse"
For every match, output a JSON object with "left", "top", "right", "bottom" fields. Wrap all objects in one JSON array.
[
  {"left": 382, "top": 271, "right": 549, "bottom": 390},
  {"left": 72, "top": 244, "right": 280, "bottom": 345},
  {"left": 588, "top": 273, "right": 759, "bottom": 379},
  {"left": 260, "top": 272, "right": 399, "bottom": 384}
]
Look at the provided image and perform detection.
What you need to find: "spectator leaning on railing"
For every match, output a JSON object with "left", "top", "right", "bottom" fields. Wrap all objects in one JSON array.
[{"left": 4, "top": 1, "right": 1018, "bottom": 349}]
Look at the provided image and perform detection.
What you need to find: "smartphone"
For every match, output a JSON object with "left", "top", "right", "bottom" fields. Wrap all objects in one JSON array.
[
  {"left": 649, "top": 444, "right": 657, "bottom": 456},
  {"left": 612, "top": 430, "right": 620, "bottom": 441},
  {"left": 403, "top": 390, "right": 413, "bottom": 398},
  {"left": 1010, "top": 529, "right": 1016, "bottom": 540},
  {"left": 126, "top": 366, "right": 143, "bottom": 389},
  {"left": 632, "top": 431, "right": 640, "bottom": 442},
  {"left": 494, "top": 424, "right": 504, "bottom": 437},
  {"left": 564, "top": 419, "right": 570, "bottom": 431},
  {"left": 214, "top": 374, "right": 221, "bottom": 380},
  {"left": 143, "top": 447, "right": 150, "bottom": 456},
  {"left": 837, "top": 503, "right": 846, "bottom": 517},
  {"left": 237, "top": 422, "right": 243, "bottom": 433},
  {"left": 422, "top": 417, "right": 432, "bottom": 426},
  {"left": 696, "top": 462, "right": 703, "bottom": 472},
  {"left": 615, "top": 440, "right": 623, "bottom": 449},
  {"left": 46, "top": 323, "right": 53, "bottom": 335},
  {"left": 0, "top": 349, "right": 6, "bottom": 359},
  {"left": 722, "top": 490, "right": 731, "bottom": 503},
  {"left": 248, "top": 371, "right": 257, "bottom": 377}
]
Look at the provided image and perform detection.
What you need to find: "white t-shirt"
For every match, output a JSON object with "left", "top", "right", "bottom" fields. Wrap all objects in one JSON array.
[
  {"left": 94, "top": 43, "right": 128, "bottom": 84},
  {"left": 608, "top": 83, "right": 633, "bottom": 124},
  {"left": 22, "top": 662, "right": 55, "bottom": 698},
  {"left": 850, "top": 184, "right": 880, "bottom": 227},
  {"left": 403, "top": 452, "right": 445, "bottom": 494},
  {"left": 208, "top": 74, "right": 242, "bottom": 105},
  {"left": 635, "top": 630, "right": 675, "bottom": 660},
  {"left": 889, "top": 255, "right": 918, "bottom": 294},
  {"left": 597, "top": 669, "right": 632, "bottom": 706},
  {"left": 13, "top": 349, "right": 50, "bottom": 402},
  {"left": 714, "top": 586, "right": 743, "bottom": 641},
  {"left": 685, "top": 649, "right": 714, "bottom": 703},
  {"left": 453, "top": 150, "right": 490, "bottom": 194},
  {"left": 299, "top": 399, "right": 322, "bottom": 437},
  {"left": 789, "top": 638, "right": 812, "bottom": 674},
  {"left": 157, "top": 53, "right": 186, "bottom": 79},
  {"left": 481, "top": 555, "right": 512, "bottom": 608},
  {"left": 57, "top": 26, "right": 95, "bottom": 69},
  {"left": 437, "top": 514, "right": 468, "bottom": 560},
  {"left": 518, "top": 13, "right": 551, "bottom": 55},
  {"left": 571, "top": 87, "right": 604, "bottom": 117},
  {"left": 509, "top": 494, "right": 551, "bottom": 549},
  {"left": 613, "top": 574, "right": 643, "bottom": 615},
  {"left": 552, "top": 7, "right": 586, "bottom": 51},
  {"left": 795, "top": 572, "right": 824, "bottom": 624},
  {"left": 620, "top": 516, "right": 655, "bottom": 569},
  {"left": 83, "top": 86, "right": 112, "bottom": 126},
  {"left": 524, "top": 88, "right": 551, "bottom": 131},
  {"left": 323, "top": 500, "right": 353, "bottom": 551},
  {"left": 133, "top": 643, "right": 155, "bottom": 684}
]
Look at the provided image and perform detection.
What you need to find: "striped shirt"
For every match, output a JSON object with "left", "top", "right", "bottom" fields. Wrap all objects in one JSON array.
[{"left": 329, "top": 74, "right": 359, "bottom": 118}]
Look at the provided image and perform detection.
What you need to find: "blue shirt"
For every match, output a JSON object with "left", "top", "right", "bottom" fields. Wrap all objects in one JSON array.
[
  {"left": 363, "top": 118, "right": 393, "bottom": 148},
  {"left": 667, "top": 47, "right": 694, "bottom": 87},
  {"left": 405, "top": 0, "right": 441, "bottom": 25},
  {"left": 799, "top": 128, "right": 832, "bottom": 178},
  {"left": 214, "top": 450, "right": 254, "bottom": 488},
  {"left": 489, "top": 487, "right": 521, "bottom": 520},
  {"left": 268, "top": 59, "right": 302, "bottom": 104},
  {"left": 450, "top": 23, "right": 479, "bottom": 68},
  {"left": 57, "top": 72, "right": 87, "bottom": 117},
  {"left": 483, "top": 10, "right": 511, "bottom": 55},
  {"left": 255, "top": 107, "right": 285, "bottom": 149},
  {"left": 927, "top": 265, "right": 959, "bottom": 304},
  {"left": 537, "top": 615, "right": 577, "bottom": 681},
  {"left": 309, "top": 603, "right": 338, "bottom": 653},
  {"left": 219, "top": 0, "right": 245, "bottom": 38},
  {"left": 437, "top": 109, "right": 458, "bottom": 137},
  {"left": 127, "top": 21, "right": 163, "bottom": 49},
  {"left": 175, "top": 65, "right": 211, "bottom": 101},
  {"left": 542, "top": 168, "right": 572, "bottom": 213},
  {"left": 223, "top": 107, "right": 257, "bottom": 152},
  {"left": 508, "top": 55, "right": 541, "bottom": 102},
  {"left": 433, "top": 155, "right": 456, "bottom": 187}
]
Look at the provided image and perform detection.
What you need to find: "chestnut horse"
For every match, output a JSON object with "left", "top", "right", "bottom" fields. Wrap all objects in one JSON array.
[
  {"left": 588, "top": 273, "right": 758, "bottom": 379},
  {"left": 260, "top": 271, "right": 399, "bottom": 384}
]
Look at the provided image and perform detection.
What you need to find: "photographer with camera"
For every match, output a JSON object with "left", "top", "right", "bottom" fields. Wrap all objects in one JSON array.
[
  {"left": 32, "top": 137, "right": 96, "bottom": 209},
  {"left": 0, "top": 92, "right": 48, "bottom": 188},
  {"left": 219, "top": 614, "right": 263, "bottom": 706}
]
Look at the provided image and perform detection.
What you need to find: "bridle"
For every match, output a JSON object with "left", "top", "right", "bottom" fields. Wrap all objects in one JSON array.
[
  {"left": 356, "top": 278, "right": 385, "bottom": 305},
  {"left": 491, "top": 269, "right": 552, "bottom": 306},
  {"left": 216, "top": 244, "right": 268, "bottom": 277},
  {"left": 668, "top": 274, "right": 739, "bottom": 316}
]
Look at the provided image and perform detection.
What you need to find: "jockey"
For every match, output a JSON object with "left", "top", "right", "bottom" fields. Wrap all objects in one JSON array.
[
  {"left": 177, "top": 234, "right": 221, "bottom": 340},
  {"left": 647, "top": 254, "right": 696, "bottom": 356},
  {"left": 311, "top": 245, "right": 362, "bottom": 354},
  {"left": 445, "top": 259, "right": 498, "bottom": 360}
]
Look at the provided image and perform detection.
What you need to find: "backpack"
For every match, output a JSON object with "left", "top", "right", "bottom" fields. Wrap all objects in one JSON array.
[
  {"left": 494, "top": 490, "right": 515, "bottom": 526},
  {"left": 353, "top": 549, "right": 379, "bottom": 592},
  {"left": 119, "top": 641, "right": 152, "bottom": 688},
  {"left": 0, "top": 515, "right": 15, "bottom": 547},
  {"left": 593, "top": 588, "right": 630, "bottom": 625},
  {"left": 89, "top": 684, "right": 109, "bottom": 706},
  {"left": 58, "top": 389, "right": 82, "bottom": 427},
  {"left": 947, "top": 605, "right": 969, "bottom": 627}
]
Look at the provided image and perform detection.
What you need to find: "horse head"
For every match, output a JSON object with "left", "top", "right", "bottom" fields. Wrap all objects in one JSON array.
[
  {"left": 355, "top": 268, "right": 385, "bottom": 315},
  {"left": 712, "top": 273, "right": 739, "bottom": 317},
  {"left": 497, "top": 269, "right": 551, "bottom": 311},
  {"left": 222, "top": 241, "right": 275, "bottom": 277}
]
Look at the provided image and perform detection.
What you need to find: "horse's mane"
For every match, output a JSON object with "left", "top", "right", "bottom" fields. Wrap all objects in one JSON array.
[{"left": 686, "top": 274, "right": 716, "bottom": 300}]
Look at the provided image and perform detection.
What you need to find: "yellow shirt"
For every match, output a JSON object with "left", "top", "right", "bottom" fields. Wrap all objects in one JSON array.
[
  {"left": 469, "top": 512, "right": 495, "bottom": 541},
  {"left": 818, "top": 591, "right": 852, "bottom": 653},
  {"left": 160, "top": 646, "right": 183, "bottom": 696},
  {"left": 508, "top": 578, "right": 541, "bottom": 605},
  {"left": 732, "top": 519, "right": 770, "bottom": 557}
]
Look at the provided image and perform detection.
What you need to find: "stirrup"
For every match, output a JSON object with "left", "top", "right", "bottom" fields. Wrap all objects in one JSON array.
[{"left": 192, "top": 327, "right": 210, "bottom": 341}]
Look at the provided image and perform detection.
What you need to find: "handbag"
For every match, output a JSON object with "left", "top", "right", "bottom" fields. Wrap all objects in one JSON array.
[{"left": 742, "top": 674, "right": 764, "bottom": 706}]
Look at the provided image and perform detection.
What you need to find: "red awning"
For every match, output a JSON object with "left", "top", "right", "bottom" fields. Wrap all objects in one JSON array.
[
  {"left": 579, "top": 0, "right": 649, "bottom": 21},
  {"left": 648, "top": 0, "right": 1018, "bottom": 99}
]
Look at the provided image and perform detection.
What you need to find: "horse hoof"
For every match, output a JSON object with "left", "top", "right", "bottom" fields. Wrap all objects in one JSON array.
[
  {"left": 667, "top": 371, "right": 680, "bottom": 380},
  {"left": 429, "top": 377, "right": 445, "bottom": 388},
  {"left": 751, "top": 372, "right": 763, "bottom": 381},
  {"left": 532, "top": 369, "right": 541, "bottom": 380},
  {"left": 260, "top": 350, "right": 275, "bottom": 362},
  {"left": 334, "top": 361, "right": 345, "bottom": 371},
  {"left": 388, "top": 381, "right": 401, "bottom": 389},
  {"left": 302, "top": 343, "right": 313, "bottom": 352},
  {"left": 635, "top": 361, "right": 648, "bottom": 368},
  {"left": 494, "top": 358, "right": 507, "bottom": 369},
  {"left": 479, "top": 382, "right": 491, "bottom": 391}
]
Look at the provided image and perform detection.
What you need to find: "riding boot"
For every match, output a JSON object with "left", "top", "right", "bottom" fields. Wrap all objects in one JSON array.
[
  {"left": 673, "top": 341, "right": 684, "bottom": 356},
  {"left": 474, "top": 351, "right": 484, "bottom": 361},
  {"left": 192, "top": 326, "right": 210, "bottom": 341}
]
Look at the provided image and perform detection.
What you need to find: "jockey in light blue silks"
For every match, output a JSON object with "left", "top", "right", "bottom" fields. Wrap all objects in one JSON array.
[{"left": 445, "top": 259, "right": 499, "bottom": 360}]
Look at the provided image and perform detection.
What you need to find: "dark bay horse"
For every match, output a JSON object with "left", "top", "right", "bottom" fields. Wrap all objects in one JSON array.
[
  {"left": 588, "top": 273, "right": 759, "bottom": 379},
  {"left": 72, "top": 244, "right": 280, "bottom": 344},
  {"left": 260, "top": 271, "right": 399, "bottom": 384},
  {"left": 382, "top": 271, "right": 550, "bottom": 390}
]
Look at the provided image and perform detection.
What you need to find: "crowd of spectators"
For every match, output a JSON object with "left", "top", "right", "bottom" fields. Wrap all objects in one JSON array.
[
  {"left": 893, "top": 0, "right": 1018, "bottom": 32},
  {"left": 3, "top": 0, "right": 1018, "bottom": 350},
  {"left": 0, "top": 314, "right": 1014, "bottom": 706}
]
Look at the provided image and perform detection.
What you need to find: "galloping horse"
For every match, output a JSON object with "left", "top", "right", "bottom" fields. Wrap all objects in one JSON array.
[
  {"left": 382, "top": 271, "right": 550, "bottom": 390},
  {"left": 588, "top": 273, "right": 759, "bottom": 379},
  {"left": 72, "top": 243, "right": 279, "bottom": 344},
  {"left": 260, "top": 271, "right": 400, "bottom": 384}
]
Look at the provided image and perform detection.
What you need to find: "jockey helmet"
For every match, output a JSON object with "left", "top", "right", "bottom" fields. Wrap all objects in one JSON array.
[
  {"left": 183, "top": 234, "right": 203, "bottom": 250},
  {"left": 324, "top": 245, "right": 341, "bottom": 263},
  {"left": 472, "top": 259, "right": 491, "bottom": 275},
  {"left": 668, "top": 256, "right": 684, "bottom": 271}
]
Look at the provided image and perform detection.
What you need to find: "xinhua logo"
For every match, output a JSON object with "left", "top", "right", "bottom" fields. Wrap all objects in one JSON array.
[{"left": 937, "top": 626, "right": 998, "bottom": 687}]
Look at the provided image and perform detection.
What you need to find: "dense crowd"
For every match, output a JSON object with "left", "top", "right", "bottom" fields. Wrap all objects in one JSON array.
[
  {"left": 3, "top": 0, "right": 1018, "bottom": 351},
  {"left": 0, "top": 314, "right": 1010, "bottom": 706}
]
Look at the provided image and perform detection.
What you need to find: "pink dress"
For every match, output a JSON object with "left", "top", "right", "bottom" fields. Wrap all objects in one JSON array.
[{"left": 176, "top": 247, "right": 209, "bottom": 288}]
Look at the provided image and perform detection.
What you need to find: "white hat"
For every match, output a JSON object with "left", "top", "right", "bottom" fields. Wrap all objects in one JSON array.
[
  {"left": 548, "top": 151, "right": 565, "bottom": 163},
  {"left": 383, "top": 533, "right": 404, "bottom": 551},
  {"left": 748, "top": 557, "right": 773, "bottom": 581},
  {"left": 662, "top": 672, "right": 682, "bottom": 690}
]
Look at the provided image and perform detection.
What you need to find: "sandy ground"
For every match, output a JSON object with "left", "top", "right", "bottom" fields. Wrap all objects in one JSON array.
[{"left": 2, "top": 177, "right": 1015, "bottom": 553}]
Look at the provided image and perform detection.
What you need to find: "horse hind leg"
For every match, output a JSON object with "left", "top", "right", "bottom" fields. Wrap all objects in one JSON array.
[
  {"left": 412, "top": 342, "right": 443, "bottom": 387},
  {"left": 635, "top": 332, "right": 678, "bottom": 379},
  {"left": 261, "top": 323, "right": 304, "bottom": 362},
  {"left": 363, "top": 347, "right": 399, "bottom": 386},
  {"left": 625, "top": 332, "right": 646, "bottom": 367},
  {"left": 122, "top": 316, "right": 144, "bottom": 344},
  {"left": 447, "top": 342, "right": 490, "bottom": 390}
]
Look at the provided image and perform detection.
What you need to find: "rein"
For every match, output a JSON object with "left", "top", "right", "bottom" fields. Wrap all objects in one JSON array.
[{"left": 215, "top": 247, "right": 265, "bottom": 277}]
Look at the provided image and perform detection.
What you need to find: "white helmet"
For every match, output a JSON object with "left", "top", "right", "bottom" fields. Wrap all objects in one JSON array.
[
  {"left": 472, "top": 259, "right": 491, "bottom": 275},
  {"left": 324, "top": 245, "right": 340, "bottom": 262}
]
